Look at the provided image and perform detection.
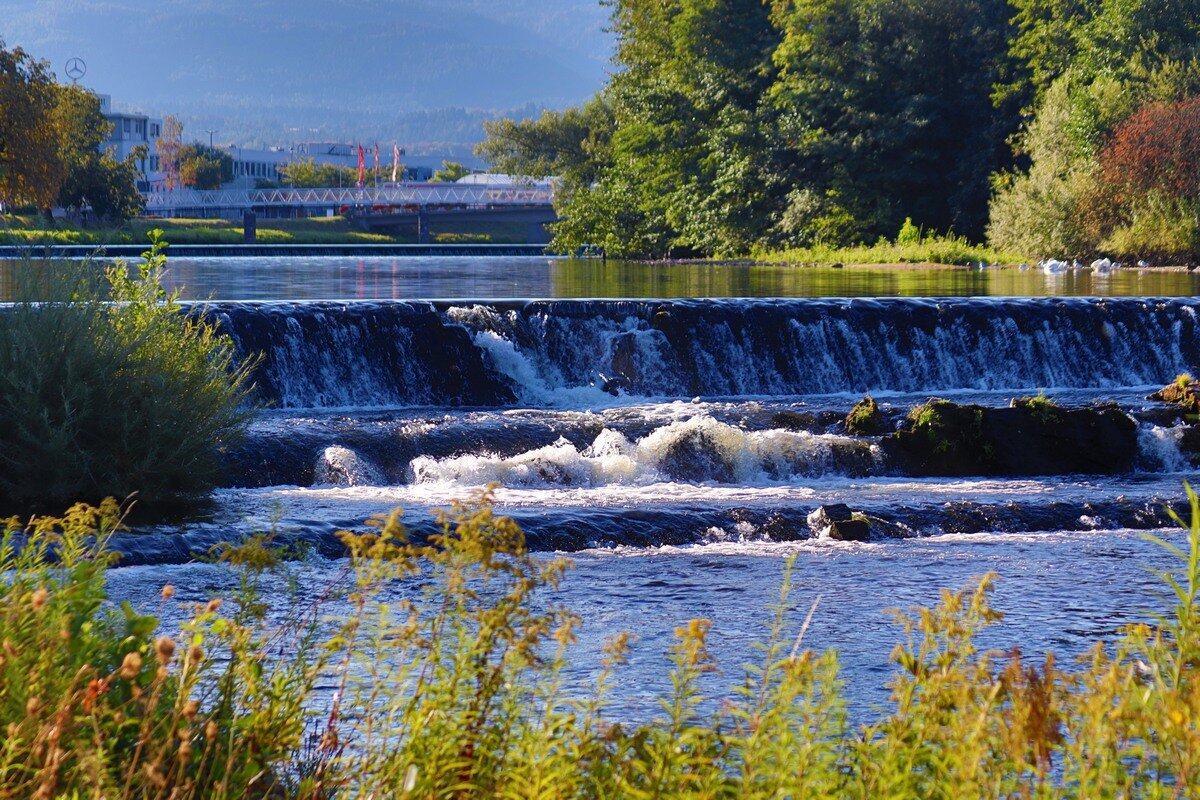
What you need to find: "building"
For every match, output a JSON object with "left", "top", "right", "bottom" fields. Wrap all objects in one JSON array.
[
  {"left": 220, "top": 141, "right": 442, "bottom": 188},
  {"left": 98, "top": 94, "right": 164, "bottom": 190}
]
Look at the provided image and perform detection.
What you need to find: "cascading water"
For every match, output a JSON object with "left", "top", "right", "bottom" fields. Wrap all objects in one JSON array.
[{"left": 206, "top": 298, "right": 1200, "bottom": 409}]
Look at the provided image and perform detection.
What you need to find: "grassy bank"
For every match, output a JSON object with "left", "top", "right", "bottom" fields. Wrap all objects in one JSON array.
[
  {"left": 752, "top": 231, "right": 1023, "bottom": 267},
  {"left": 1, "top": 214, "right": 530, "bottom": 247},
  {"left": 2, "top": 487, "right": 1199, "bottom": 798}
]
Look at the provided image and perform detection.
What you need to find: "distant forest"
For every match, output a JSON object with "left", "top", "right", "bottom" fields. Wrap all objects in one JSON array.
[{"left": 479, "top": 0, "right": 1200, "bottom": 261}]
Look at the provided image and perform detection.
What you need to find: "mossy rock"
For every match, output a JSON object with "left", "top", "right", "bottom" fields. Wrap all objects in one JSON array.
[
  {"left": 1148, "top": 375, "right": 1200, "bottom": 415},
  {"left": 845, "top": 395, "right": 887, "bottom": 435},
  {"left": 881, "top": 398, "right": 1136, "bottom": 476}
]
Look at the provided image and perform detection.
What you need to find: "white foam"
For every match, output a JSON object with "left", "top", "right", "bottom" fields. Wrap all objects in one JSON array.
[
  {"left": 407, "top": 415, "right": 881, "bottom": 489},
  {"left": 1137, "top": 424, "right": 1191, "bottom": 473},
  {"left": 313, "top": 446, "right": 384, "bottom": 487}
]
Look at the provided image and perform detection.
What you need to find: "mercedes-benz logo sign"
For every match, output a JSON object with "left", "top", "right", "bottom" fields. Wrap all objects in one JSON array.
[{"left": 65, "top": 57, "right": 86, "bottom": 82}]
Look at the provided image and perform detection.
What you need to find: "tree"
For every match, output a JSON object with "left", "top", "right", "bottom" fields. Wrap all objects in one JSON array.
[
  {"left": 477, "top": 97, "right": 612, "bottom": 183},
  {"left": 770, "top": 0, "right": 1017, "bottom": 244},
  {"left": 430, "top": 160, "right": 472, "bottom": 182},
  {"left": 0, "top": 40, "right": 64, "bottom": 215},
  {"left": 51, "top": 85, "right": 143, "bottom": 223},
  {"left": 278, "top": 158, "right": 358, "bottom": 188},
  {"left": 177, "top": 143, "right": 233, "bottom": 189},
  {"left": 157, "top": 115, "right": 183, "bottom": 190}
]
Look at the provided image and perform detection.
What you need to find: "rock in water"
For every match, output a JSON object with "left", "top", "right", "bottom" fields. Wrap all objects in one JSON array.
[
  {"left": 1148, "top": 376, "right": 1200, "bottom": 414},
  {"left": 880, "top": 398, "right": 1137, "bottom": 476},
  {"left": 807, "top": 504, "right": 871, "bottom": 541},
  {"left": 845, "top": 395, "right": 887, "bottom": 435}
]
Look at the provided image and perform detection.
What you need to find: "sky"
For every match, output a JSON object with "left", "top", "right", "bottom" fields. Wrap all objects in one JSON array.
[{"left": 0, "top": 0, "right": 614, "bottom": 149}]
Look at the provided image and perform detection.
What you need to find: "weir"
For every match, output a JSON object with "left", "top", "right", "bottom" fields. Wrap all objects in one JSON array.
[{"left": 207, "top": 297, "right": 1200, "bottom": 409}]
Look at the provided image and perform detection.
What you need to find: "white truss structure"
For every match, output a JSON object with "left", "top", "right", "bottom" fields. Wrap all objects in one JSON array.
[{"left": 143, "top": 183, "right": 555, "bottom": 214}]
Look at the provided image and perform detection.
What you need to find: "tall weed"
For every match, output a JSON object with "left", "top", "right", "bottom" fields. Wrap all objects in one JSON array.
[{"left": 2, "top": 486, "right": 1200, "bottom": 797}]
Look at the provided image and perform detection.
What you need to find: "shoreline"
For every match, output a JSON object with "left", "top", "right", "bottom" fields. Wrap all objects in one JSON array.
[{"left": 0, "top": 242, "right": 555, "bottom": 258}]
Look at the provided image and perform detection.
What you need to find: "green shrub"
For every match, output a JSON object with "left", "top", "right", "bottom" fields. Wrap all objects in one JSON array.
[
  {"left": 1100, "top": 193, "right": 1200, "bottom": 262},
  {"left": 3, "top": 485, "right": 1200, "bottom": 797},
  {"left": 0, "top": 233, "right": 254, "bottom": 510},
  {"left": 896, "top": 217, "right": 921, "bottom": 245}
]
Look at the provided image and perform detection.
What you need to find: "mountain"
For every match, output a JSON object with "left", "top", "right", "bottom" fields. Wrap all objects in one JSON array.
[{"left": 0, "top": 0, "right": 614, "bottom": 148}]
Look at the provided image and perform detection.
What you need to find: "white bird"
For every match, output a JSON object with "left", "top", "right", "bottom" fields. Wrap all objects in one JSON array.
[
  {"left": 1138, "top": 260, "right": 1150, "bottom": 268},
  {"left": 1090, "top": 257, "right": 1113, "bottom": 273},
  {"left": 1041, "top": 258, "right": 1068, "bottom": 274}
]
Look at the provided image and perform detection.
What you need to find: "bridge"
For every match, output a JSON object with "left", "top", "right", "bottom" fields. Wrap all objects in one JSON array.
[
  {"left": 142, "top": 183, "right": 555, "bottom": 215},
  {"left": 141, "top": 183, "right": 558, "bottom": 243}
]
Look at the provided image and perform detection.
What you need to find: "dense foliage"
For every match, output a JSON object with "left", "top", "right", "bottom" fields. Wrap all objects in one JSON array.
[
  {"left": 0, "top": 40, "right": 144, "bottom": 222},
  {"left": 480, "top": 0, "right": 1200, "bottom": 261},
  {"left": 174, "top": 143, "right": 235, "bottom": 190},
  {"left": 988, "top": 0, "right": 1200, "bottom": 261},
  {"left": 0, "top": 236, "right": 253, "bottom": 510},
  {"left": 1, "top": 487, "right": 1199, "bottom": 797},
  {"left": 277, "top": 157, "right": 360, "bottom": 188}
]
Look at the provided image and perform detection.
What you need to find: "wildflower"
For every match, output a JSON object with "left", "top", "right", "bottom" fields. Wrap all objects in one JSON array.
[
  {"left": 30, "top": 587, "right": 48, "bottom": 611},
  {"left": 25, "top": 697, "right": 40, "bottom": 715},
  {"left": 82, "top": 678, "right": 109, "bottom": 713},
  {"left": 119, "top": 651, "right": 143, "bottom": 680},
  {"left": 183, "top": 699, "right": 200, "bottom": 720},
  {"left": 205, "top": 720, "right": 218, "bottom": 741},
  {"left": 206, "top": 598, "right": 222, "bottom": 613},
  {"left": 188, "top": 644, "right": 204, "bottom": 665},
  {"left": 161, "top": 584, "right": 175, "bottom": 600}
]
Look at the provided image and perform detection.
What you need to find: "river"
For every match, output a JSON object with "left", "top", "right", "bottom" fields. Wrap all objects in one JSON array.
[{"left": 6, "top": 254, "right": 1198, "bottom": 717}]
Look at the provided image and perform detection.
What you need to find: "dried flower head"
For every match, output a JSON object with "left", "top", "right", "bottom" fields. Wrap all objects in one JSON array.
[
  {"left": 119, "top": 651, "right": 143, "bottom": 680},
  {"left": 155, "top": 636, "right": 176, "bottom": 665},
  {"left": 30, "top": 587, "right": 48, "bottom": 611}
]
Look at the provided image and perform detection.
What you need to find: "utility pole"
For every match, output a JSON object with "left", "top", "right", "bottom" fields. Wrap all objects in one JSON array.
[{"left": 205, "top": 129, "right": 216, "bottom": 148}]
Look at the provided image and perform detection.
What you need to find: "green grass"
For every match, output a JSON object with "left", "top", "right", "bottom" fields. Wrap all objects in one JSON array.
[
  {"left": 753, "top": 231, "right": 1022, "bottom": 267},
  {"left": 2, "top": 214, "right": 535, "bottom": 246},
  {"left": 3, "top": 485, "right": 1200, "bottom": 797}
]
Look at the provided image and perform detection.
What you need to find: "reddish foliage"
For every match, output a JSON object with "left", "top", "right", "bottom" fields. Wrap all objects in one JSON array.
[{"left": 1101, "top": 97, "right": 1200, "bottom": 200}]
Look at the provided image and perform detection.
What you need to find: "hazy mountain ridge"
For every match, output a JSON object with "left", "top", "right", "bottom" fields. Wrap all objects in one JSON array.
[{"left": 0, "top": 0, "right": 612, "bottom": 147}]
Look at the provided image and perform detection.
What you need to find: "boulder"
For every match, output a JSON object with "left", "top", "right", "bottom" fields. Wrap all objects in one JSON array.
[
  {"left": 807, "top": 504, "right": 871, "bottom": 541},
  {"left": 1149, "top": 376, "right": 1200, "bottom": 414},
  {"left": 880, "top": 398, "right": 1137, "bottom": 476},
  {"left": 845, "top": 395, "right": 888, "bottom": 435}
]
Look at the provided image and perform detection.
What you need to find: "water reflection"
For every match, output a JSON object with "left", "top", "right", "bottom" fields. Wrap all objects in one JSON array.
[{"left": 3, "top": 256, "right": 1199, "bottom": 300}]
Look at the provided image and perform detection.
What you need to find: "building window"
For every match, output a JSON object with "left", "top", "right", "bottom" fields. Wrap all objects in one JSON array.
[{"left": 123, "top": 118, "right": 131, "bottom": 134}]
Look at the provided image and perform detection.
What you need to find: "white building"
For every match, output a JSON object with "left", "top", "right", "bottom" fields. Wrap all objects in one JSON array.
[
  {"left": 98, "top": 94, "right": 164, "bottom": 190},
  {"left": 220, "top": 141, "right": 442, "bottom": 188}
]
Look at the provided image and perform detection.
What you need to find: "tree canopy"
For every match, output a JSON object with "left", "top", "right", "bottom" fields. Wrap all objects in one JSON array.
[
  {"left": 479, "top": 0, "right": 1200, "bottom": 261},
  {"left": 0, "top": 39, "right": 143, "bottom": 222}
]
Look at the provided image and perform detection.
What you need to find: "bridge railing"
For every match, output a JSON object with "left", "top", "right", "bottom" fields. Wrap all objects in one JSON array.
[{"left": 142, "top": 184, "right": 556, "bottom": 213}]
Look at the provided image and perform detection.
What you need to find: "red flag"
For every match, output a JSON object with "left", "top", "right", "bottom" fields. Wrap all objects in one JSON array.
[{"left": 357, "top": 145, "right": 365, "bottom": 186}]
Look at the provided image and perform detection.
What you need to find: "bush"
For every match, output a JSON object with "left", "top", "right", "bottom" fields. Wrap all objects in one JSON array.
[
  {"left": 3, "top": 486, "right": 1200, "bottom": 797},
  {"left": 987, "top": 77, "right": 1099, "bottom": 260},
  {"left": 0, "top": 233, "right": 254, "bottom": 510}
]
